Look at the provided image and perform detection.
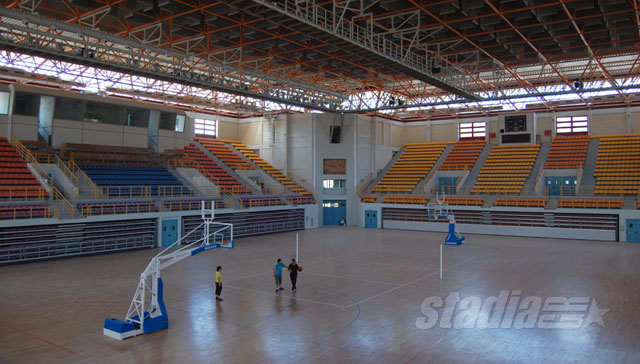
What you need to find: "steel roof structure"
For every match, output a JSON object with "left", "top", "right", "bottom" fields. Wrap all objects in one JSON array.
[{"left": 0, "top": 0, "right": 639, "bottom": 120}]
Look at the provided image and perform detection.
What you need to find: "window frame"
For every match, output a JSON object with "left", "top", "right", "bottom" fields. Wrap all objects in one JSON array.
[
  {"left": 458, "top": 121, "right": 487, "bottom": 140},
  {"left": 194, "top": 118, "right": 218, "bottom": 137},
  {"left": 555, "top": 115, "right": 588, "bottom": 135}
]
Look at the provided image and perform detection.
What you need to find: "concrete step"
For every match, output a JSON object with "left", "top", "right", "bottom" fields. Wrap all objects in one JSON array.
[
  {"left": 580, "top": 138, "right": 600, "bottom": 191},
  {"left": 483, "top": 195, "right": 496, "bottom": 208},
  {"left": 223, "top": 142, "right": 290, "bottom": 194},
  {"left": 362, "top": 145, "right": 406, "bottom": 194},
  {"left": 459, "top": 142, "right": 492, "bottom": 190},
  {"left": 414, "top": 144, "right": 453, "bottom": 193},
  {"left": 522, "top": 142, "right": 550, "bottom": 195},
  {"left": 623, "top": 197, "right": 637, "bottom": 210},
  {"left": 194, "top": 141, "right": 261, "bottom": 194}
]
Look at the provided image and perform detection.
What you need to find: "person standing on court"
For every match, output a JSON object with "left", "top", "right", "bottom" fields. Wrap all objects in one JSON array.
[
  {"left": 215, "top": 265, "right": 223, "bottom": 301},
  {"left": 274, "top": 258, "right": 285, "bottom": 293},
  {"left": 288, "top": 258, "right": 299, "bottom": 291}
]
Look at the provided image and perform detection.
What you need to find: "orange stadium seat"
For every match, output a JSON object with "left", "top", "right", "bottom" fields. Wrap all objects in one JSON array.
[
  {"left": 439, "top": 139, "right": 485, "bottom": 171},
  {"left": 544, "top": 135, "right": 589, "bottom": 169},
  {"left": 222, "top": 139, "right": 312, "bottom": 198},
  {"left": 495, "top": 197, "right": 547, "bottom": 208},
  {"left": 372, "top": 142, "right": 450, "bottom": 193},
  {"left": 558, "top": 198, "right": 622, "bottom": 209},
  {"left": 195, "top": 137, "right": 255, "bottom": 170},
  {"left": 471, "top": 144, "right": 540, "bottom": 195},
  {"left": 0, "top": 137, "right": 49, "bottom": 200},
  {"left": 594, "top": 134, "right": 640, "bottom": 195}
]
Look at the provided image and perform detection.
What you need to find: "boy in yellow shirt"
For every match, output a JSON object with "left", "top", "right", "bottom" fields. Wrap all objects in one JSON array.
[{"left": 215, "top": 266, "right": 223, "bottom": 302}]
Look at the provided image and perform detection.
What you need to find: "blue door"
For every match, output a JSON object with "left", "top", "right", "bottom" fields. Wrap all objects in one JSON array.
[
  {"left": 560, "top": 177, "right": 577, "bottom": 196},
  {"left": 626, "top": 220, "right": 640, "bottom": 243},
  {"left": 545, "top": 177, "right": 561, "bottom": 195},
  {"left": 161, "top": 219, "right": 178, "bottom": 247},
  {"left": 365, "top": 210, "right": 377, "bottom": 228},
  {"left": 323, "top": 201, "right": 346, "bottom": 226},
  {"left": 438, "top": 177, "right": 458, "bottom": 195}
]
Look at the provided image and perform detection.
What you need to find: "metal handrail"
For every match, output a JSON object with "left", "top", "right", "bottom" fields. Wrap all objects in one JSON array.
[
  {"left": 10, "top": 137, "right": 51, "bottom": 187},
  {"left": 0, "top": 186, "right": 48, "bottom": 201},
  {"left": 289, "top": 172, "right": 318, "bottom": 201},
  {"left": 51, "top": 186, "right": 75, "bottom": 217},
  {"left": 0, "top": 205, "right": 58, "bottom": 219},
  {"left": 356, "top": 171, "right": 374, "bottom": 196},
  {"left": 67, "top": 159, "right": 102, "bottom": 198},
  {"left": 80, "top": 202, "right": 158, "bottom": 217}
]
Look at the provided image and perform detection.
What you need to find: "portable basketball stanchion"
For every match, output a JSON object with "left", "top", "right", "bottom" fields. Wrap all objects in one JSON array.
[
  {"left": 428, "top": 192, "right": 465, "bottom": 246},
  {"left": 103, "top": 201, "right": 234, "bottom": 340}
]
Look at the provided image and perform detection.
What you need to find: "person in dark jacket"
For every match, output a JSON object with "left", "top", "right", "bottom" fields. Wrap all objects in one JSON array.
[{"left": 288, "top": 258, "right": 299, "bottom": 291}]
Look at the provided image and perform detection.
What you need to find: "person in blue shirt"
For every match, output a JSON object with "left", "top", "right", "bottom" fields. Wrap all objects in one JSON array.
[{"left": 273, "top": 258, "right": 285, "bottom": 293}]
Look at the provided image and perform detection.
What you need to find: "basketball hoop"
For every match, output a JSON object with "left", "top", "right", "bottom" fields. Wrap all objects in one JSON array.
[{"left": 427, "top": 202, "right": 450, "bottom": 220}]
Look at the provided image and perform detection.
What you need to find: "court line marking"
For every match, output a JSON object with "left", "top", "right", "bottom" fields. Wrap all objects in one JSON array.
[
  {"left": 227, "top": 255, "right": 477, "bottom": 311},
  {"left": 343, "top": 308, "right": 421, "bottom": 349},
  {"left": 223, "top": 285, "right": 351, "bottom": 308},
  {"left": 301, "top": 272, "right": 401, "bottom": 286},
  {"left": 318, "top": 291, "right": 361, "bottom": 340},
  {"left": 0, "top": 320, "right": 99, "bottom": 364},
  {"left": 343, "top": 256, "right": 477, "bottom": 308},
  {"left": 343, "top": 252, "right": 535, "bottom": 348},
  {"left": 224, "top": 247, "right": 377, "bottom": 284}
]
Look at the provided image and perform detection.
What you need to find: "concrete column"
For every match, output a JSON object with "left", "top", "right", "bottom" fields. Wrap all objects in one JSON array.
[
  {"left": 6, "top": 84, "right": 14, "bottom": 139},
  {"left": 533, "top": 113, "right": 538, "bottom": 143},
  {"left": 38, "top": 95, "right": 55, "bottom": 145},
  {"left": 148, "top": 110, "right": 160, "bottom": 152},
  {"left": 283, "top": 114, "right": 288, "bottom": 175}
]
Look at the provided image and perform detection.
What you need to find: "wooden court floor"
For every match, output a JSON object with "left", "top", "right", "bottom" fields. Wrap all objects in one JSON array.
[{"left": 1, "top": 227, "right": 640, "bottom": 364}]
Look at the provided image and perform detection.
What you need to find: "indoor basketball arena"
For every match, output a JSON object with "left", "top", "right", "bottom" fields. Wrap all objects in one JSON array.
[{"left": 1, "top": 1, "right": 640, "bottom": 363}]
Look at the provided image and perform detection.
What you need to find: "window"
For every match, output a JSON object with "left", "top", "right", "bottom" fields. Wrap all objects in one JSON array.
[
  {"left": 459, "top": 121, "right": 486, "bottom": 140},
  {"left": 194, "top": 118, "right": 217, "bottom": 137},
  {"left": 84, "top": 101, "right": 125, "bottom": 125},
  {"left": 125, "top": 107, "right": 149, "bottom": 127},
  {"left": 175, "top": 115, "right": 185, "bottom": 132},
  {"left": 159, "top": 112, "right": 177, "bottom": 130},
  {"left": 323, "top": 179, "right": 346, "bottom": 189},
  {"left": 14, "top": 93, "right": 39, "bottom": 116},
  {"left": 556, "top": 115, "right": 588, "bottom": 135},
  {"left": 0, "top": 92, "right": 8, "bottom": 115},
  {"left": 54, "top": 97, "right": 84, "bottom": 121}
]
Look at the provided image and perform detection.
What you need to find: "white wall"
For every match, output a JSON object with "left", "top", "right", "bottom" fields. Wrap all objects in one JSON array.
[
  {"left": 312, "top": 113, "right": 358, "bottom": 226},
  {"left": 218, "top": 118, "right": 240, "bottom": 140},
  {"left": 123, "top": 126, "right": 148, "bottom": 147},
  {"left": 0, "top": 114, "right": 7, "bottom": 139},
  {"left": 287, "top": 113, "right": 314, "bottom": 182},
  {"left": 403, "top": 124, "right": 427, "bottom": 143},
  {"left": 384, "top": 220, "right": 616, "bottom": 241},
  {"left": 373, "top": 117, "right": 401, "bottom": 173},
  {"left": 9, "top": 114, "right": 38, "bottom": 141},
  {"left": 355, "top": 115, "right": 374, "bottom": 183},
  {"left": 82, "top": 122, "right": 124, "bottom": 146},
  {"left": 50, "top": 119, "right": 176, "bottom": 150}
]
